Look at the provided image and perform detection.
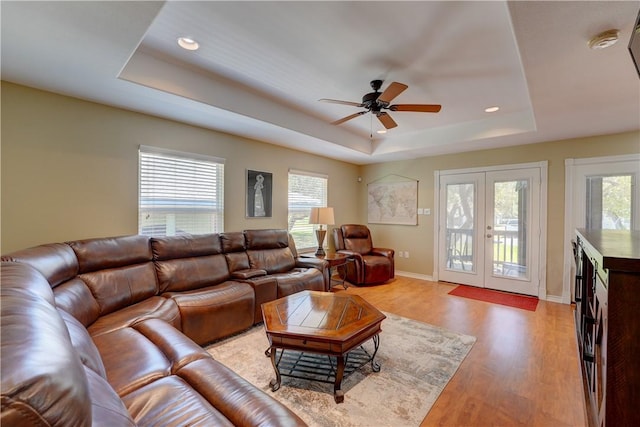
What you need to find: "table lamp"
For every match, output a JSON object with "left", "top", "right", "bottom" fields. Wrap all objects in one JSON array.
[{"left": 309, "top": 207, "right": 334, "bottom": 256}]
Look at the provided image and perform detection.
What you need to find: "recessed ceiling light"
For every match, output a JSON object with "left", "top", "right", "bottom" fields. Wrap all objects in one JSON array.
[
  {"left": 588, "top": 29, "right": 619, "bottom": 50},
  {"left": 177, "top": 37, "right": 199, "bottom": 51},
  {"left": 484, "top": 106, "right": 500, "bottom": 113}
]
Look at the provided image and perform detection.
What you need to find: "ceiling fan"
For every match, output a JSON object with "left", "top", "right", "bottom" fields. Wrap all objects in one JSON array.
[{"left": 319, "top": 79, "right": 441, "bottom": 130}]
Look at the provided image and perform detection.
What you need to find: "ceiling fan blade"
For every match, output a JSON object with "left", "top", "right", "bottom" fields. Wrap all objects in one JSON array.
[
  {"left": 377, "top": 82, "right": 408, "bottom": 105},
  {"left": 390, "top": 104, "right": 442, "bottom": 113},
  {"left": 319, "top": 98, "right": 363, "bottom": 107},
  {"left": 331, "top": 111, "right": 367, "bottom": 125},
  {"left": 376, "top": 112, "right": 398, "bottom": 129}
]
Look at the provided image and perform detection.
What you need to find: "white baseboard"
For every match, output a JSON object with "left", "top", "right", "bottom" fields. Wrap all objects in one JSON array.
[
  {"left": 544, "top": 295, "right": 566, "bottom": 304},
  {"left": 395, "top": 270, "right": 434, "bottom": 282}
]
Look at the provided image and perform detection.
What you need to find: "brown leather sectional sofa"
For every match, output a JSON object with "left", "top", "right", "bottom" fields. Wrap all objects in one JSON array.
[{"left": 1, "top": 229, "right": 327, "bottom": 426}]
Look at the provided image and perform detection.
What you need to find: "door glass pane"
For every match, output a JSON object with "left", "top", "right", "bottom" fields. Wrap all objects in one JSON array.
[
  {"left": 586, "top": 175, "right": 632, "bottom": 230},
  {"left": 445, "top": 183, "right": 475, "bottom": 272},
  {"left": 493, "top": 180, "right": 528, "bottom": 279}
]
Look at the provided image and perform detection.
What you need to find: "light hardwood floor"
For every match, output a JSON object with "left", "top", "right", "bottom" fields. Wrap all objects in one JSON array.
[{"left": 333, "top": 276, "right": 586, "bottom": 427}]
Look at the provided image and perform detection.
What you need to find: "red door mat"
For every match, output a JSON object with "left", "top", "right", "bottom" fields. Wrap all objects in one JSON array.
[{"left": 448, "top": 285, "right": 539, "bottom": 311}]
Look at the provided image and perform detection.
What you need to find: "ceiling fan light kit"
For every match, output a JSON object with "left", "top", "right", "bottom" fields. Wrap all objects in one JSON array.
[{"left": 320, "top": 80, "right": 441, "bottom": 130}]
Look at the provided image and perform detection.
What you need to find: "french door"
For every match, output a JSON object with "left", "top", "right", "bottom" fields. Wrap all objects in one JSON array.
[{"left": 437, "top": 166, "right": 543, "bottom": 296}]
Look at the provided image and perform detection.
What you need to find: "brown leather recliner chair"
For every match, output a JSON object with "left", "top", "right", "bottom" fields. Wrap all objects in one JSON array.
[{"left": 333, "top": 224, "right": 395, "bottom": 286}]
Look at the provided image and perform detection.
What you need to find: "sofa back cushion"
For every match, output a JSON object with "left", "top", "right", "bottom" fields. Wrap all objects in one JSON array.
[
  {"left": 151, "top": 234, "right": 231, "bottom": 293},
  {"left": 0, "top": 243, "right": 79, "bottom": 287},
  {"left": 84, "top": 367, "right": 137, "bottom": 427},
  {"left": 70, "top": 235, "right": 152, "bottom": 273},
  {"left": 151, "top": 234, "right": 222, "bottom": 260},
  {"left": 245, "top": 229, "right": 295, "bottom": 274},
  {"left": 221, "top": 231, "right": 250, "bottom": 272},
  {"left": 58, "top": 308, "right": 107, "bottom": 378},
  {"left": 244, "top": 229, "right": 289, "bottom": 250},
  {"left": 69, "top": 236, "right": 158, "bottom": 317},
  {"left": 53, "top": 278, "right": 102, "bottom": 327},
  {"left": 341, "top": 224, "right": 373, "bottom": 254},
  {"left": 81, "top": 264, "right": 159, "bottom": 316},
  {"left": 1, "top": 241, "right": 102, "bottom": 327}
]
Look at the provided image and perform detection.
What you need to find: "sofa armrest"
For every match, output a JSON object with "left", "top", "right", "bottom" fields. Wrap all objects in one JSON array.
[
  {"left": 335, "top": 250, "right": 363, "bottom": 262},
  {"left": 371, "top": 248, "right": 395, "bottom": 258},
  {"left": 295, "top": 256, "right": 329, "bottom": 291},
  {"left": 295, "top": 256, "right": 327, "bottom": 271},
  {"left": 231, "top": 269, "right": 267, "bottom": 280},
  {"left": 371, "top": 248, "right": 395, "bottom": 278}
]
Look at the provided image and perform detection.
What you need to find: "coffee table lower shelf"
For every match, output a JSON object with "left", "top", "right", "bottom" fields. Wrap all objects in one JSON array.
[{"left": 266, "top": 336, "right": 380, "bottom": 403}]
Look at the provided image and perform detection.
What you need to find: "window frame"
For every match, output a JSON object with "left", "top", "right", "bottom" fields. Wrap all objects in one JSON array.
[
  {"left": 563, "top": 153, "right": 640, "bottom": 304},
  {"left": 288, "top": 169, "right": 329, "bottom": 252},
  {"left": 138, "top": 145, "right": 225, "bottom": 237}
]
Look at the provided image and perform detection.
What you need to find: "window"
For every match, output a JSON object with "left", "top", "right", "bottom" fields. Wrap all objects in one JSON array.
[
  {"left": 586, "top": 174, "right": 633, "bottom": 230},
  {"left": 568, "top": 155, "right": 640, "bottom": 233},
  {"left": 139, "top": 145, "right": 224, "bottom": 237},
  {"left": 288, "top": 170, "right": 328, "bottom": 251}
]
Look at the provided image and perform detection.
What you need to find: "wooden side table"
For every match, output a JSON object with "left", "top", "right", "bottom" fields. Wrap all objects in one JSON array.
[{"left": 301, "top": 252, "right": 351, "bottom": 290}]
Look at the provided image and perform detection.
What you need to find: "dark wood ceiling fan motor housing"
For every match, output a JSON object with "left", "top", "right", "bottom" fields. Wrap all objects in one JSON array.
[{"left": 362, "top": 80, "right": 384, "bottom": 110}]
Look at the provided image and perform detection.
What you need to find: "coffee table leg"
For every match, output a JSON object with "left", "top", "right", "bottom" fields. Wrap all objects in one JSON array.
[
  {"left": 371, "top": 334, "right": 381, "bottom": 372},
  {"left": 334, "top": 355, "right": 345, "bottom": 403},
  {"left": 268, "top": 347, "right": 281, "bottom": 392}
]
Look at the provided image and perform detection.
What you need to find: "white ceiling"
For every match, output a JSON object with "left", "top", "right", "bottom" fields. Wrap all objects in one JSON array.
[{"left": 2, "top": 1, "right": 639, "bottom": 165}]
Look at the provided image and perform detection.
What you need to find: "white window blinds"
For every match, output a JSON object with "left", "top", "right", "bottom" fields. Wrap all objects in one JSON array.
[
  {"left": 288, "top": 169, "right": 328, "bottom": 251},
  {"left": 139, "top": 145, "right": 224, "bottom": 237}
]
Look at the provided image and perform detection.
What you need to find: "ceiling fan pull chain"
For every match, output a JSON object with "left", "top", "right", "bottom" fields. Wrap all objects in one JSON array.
[{"left": 370, "top": 113, "right": 373, "bottom": 138}]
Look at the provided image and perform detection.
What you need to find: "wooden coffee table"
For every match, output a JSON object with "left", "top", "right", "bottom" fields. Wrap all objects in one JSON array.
[{"left": 261, "top": 290, "right": 386, "bottom": 403}]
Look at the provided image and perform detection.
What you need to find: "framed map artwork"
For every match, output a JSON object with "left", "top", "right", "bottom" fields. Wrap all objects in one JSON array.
[{"left": 367, "top": 180, "right": 418, "bottom": 225}]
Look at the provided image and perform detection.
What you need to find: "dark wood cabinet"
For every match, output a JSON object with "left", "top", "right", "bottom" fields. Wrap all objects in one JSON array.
[{"left": 574, "top": 229, "right": 640, "bottom": 427}]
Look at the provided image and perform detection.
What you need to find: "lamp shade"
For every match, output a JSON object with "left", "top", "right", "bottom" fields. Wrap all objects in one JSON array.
[{"left": 309, "top": 207, "right": 335, "bottom": 225}]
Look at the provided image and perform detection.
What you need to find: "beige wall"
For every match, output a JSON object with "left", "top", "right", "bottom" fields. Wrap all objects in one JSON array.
[
  {"left": 360, "top": 131, "right": 640, "bottom": 297},
  {"left": 3, "top": 82, "right": 639, "bottom": 298},
  {"left": 1, "top": 82, "right": 360, "bottom": 253}
]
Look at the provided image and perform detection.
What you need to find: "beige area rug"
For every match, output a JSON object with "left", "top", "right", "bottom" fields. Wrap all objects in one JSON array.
[{"left": 207, "top": 313, "right": 476, "bottom": 427}]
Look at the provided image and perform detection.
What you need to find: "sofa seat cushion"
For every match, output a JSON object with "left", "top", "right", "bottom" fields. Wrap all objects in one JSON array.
[
  {"left": 123, "top": 375, "right": 234, "bottom": 426},
  {"left": 272, "top": 268, "right": 325, "bottom": 298},
  {"left": 123, "top": 359, "right": 307, "bottom": 427},
  {"left": 95, "top": 318, "right": 305, "bottom": 426},
  {"left": 179, "top": 358, "right": 307, "bottom": 427},
  {"left": 88, "top": 296, "right": 180, "bottom": 338},
  {"left": 163, "top": 281, "right": 254, "bottom": 345},
  {"left": 93, "top": 318, "right": 208, "bottom": 395}
]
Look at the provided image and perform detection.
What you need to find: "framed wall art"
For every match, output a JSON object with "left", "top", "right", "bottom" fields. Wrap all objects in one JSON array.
[
  {"left": 246, "top": 170, "right": 272, "bottom": 218},
  {"left": 367, "top": 176, "right": 418, "bottom": 225}
]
